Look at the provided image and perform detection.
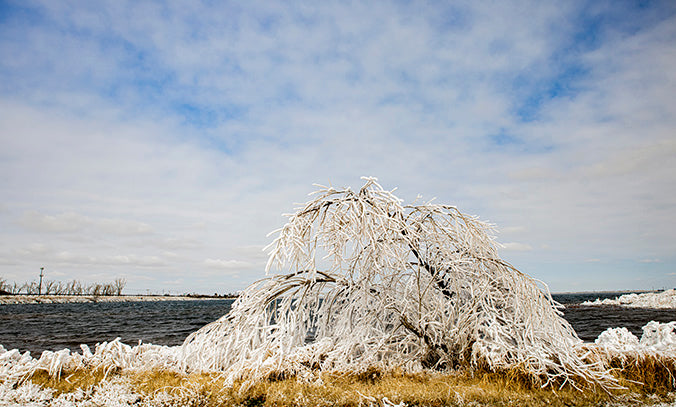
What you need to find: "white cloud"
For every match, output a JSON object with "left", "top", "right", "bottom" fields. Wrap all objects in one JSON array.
[
  {"left": 0, "top": 257, "right": 17, "bottom": 266},
  {"left": 501, "top": 226, "right": 526, "bottom": 233},
  {"left": 18, "top": 211, "right": 153, "bottom": 236},
  {"left": 53, "top": 252, "right": 166, "bottom": 267},
  {"left": 203, "top": 258, "right": 252, "bottom": 270},
  {"left": 0, "top": 2, "right": 674, "bottom": 293},
  {"left": 18, "top": 211, "right": 87, "bottom": 233},
  {"left": 155, "top": 238, "right": 204, "bottom": 251},
  {"left": 233, "top": 245, "right": 270, "bottom": 261},
  {"left": 499, "top": 242, "right": 534, "bottom": 252}
]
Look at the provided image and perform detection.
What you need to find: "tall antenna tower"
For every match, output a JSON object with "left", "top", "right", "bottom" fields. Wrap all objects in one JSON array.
[{"left": 38, "top": 267, "right": 44, "bottom": 295}]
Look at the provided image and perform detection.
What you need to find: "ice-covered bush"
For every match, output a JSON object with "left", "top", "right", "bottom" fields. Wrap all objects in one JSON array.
[{"left": 181, "top": 178, "right": 615, "bottom": 389}]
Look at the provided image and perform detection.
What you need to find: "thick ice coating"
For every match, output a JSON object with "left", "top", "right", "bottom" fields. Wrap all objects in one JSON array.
[
  {"left": 180, "top": 178, "right": 615, "bottom": 389},
  {"left": 2, "top": 178, "right": 676, "bottom": 405}
]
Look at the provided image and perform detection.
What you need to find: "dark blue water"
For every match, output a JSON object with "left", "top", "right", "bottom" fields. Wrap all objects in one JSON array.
[
  {"left": 0, "top": 299, "right": 234, "bottom": 355},
  {"left": 0, "top": 293, "right": 674, "bottom": 355},
  {"left": 553, "top": 292, "right": 675, "bottom": 342}
]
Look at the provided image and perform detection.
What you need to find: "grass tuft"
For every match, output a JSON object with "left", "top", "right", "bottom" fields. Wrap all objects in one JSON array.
[
  {"left": 26, "top": 366, "right": 114, "bottom": 396},
  {"left": 609, "top": 353, "right": 676, "bottom": 395}
]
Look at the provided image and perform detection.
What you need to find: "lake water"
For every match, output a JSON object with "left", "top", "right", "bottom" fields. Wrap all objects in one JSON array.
[{"left": 1, "top": 292, "right": 674, "bottom": 355}]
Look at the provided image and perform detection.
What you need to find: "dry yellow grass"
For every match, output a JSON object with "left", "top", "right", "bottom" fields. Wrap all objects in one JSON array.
[
  {"left": 22, "top": 357, "right": 676, "bottom": 407},
  {"left": 607, "top": 353, "right": 676, "bottom": 395},
  {"left": 27, "top": 366, "right": 114, "bottom": 396}
]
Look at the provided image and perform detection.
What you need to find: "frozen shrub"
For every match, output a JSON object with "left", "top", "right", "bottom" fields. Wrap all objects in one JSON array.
[{"left": 181, "top": 178, "right": 616, "bottom": 389}]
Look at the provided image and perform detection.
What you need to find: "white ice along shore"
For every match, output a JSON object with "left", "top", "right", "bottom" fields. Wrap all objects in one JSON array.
[
  {"left": 594, "top": 321, "right": 676, "bottom": 354},
  {"left": 581, "top": 289, "right": 676, "bottom": 309}
]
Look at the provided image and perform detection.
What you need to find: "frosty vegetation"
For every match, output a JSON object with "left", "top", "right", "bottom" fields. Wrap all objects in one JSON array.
[
  {"left": 2, "top": 322, "right": 676, "bottom": 405},
  {"left": 180, "top": 178, "right": 614, "bottom": 389}
]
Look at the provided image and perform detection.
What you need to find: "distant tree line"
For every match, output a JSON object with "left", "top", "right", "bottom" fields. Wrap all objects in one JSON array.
[{"left": 0, "top": 277, "right": 126, "bottom": 296}]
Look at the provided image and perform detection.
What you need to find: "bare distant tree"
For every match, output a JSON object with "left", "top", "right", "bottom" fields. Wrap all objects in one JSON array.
[
  {"left": 0, "top": 278, "right": 17, "bottom": 294},
  {"left": 113, "top": 278, "right": 126, "bottom": 296},
  {"left": 66, "top": 280, "right": 83, "bottom": 295},
  {"left": 43, "top": 280, "right": 57, "bottom": 295},
  {"left": 88, "top": 283, "right": 100, "bottom": 296},
  {"left": 54, "top": 281, "right": 66, "bottom": 295},
  {"left": 102, "top": 283, "right": 115, "bottom": 296},
  {"left": 1, "top": 278, "right": 21, "bottom": 295},
  {"left": 24, "top": 281, "right": 39, "bottom": 294},
  {"left": 3, "top": 277, "right": 131, "bottom": 296}
]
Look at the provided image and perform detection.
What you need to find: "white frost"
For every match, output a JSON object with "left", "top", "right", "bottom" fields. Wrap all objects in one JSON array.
[
  {"left": 180, "top": 179, "right": 615, "bottom": 389},
  {"left": 594, "top": 322, "right": 676, "bottom": 356},
  {"left": 640, "top": 321, "right": 676, "bottom": 353},
  {"left": 594, "top": 327, "right": 640, "bottom": 353},
  {"left": 582, "top": 289, "right": 676, "bottom": 309},
  {"left": 0, "top": 338, "right": 180, "bottom": 385}
]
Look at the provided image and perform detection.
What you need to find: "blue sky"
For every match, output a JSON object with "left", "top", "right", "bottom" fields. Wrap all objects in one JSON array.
[{"left": 1, "top": 0, "right": 675, "bottom": 294}]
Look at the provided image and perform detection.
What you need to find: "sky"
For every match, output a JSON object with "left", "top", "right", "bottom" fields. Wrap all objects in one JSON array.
[{"left": 0, "top": 1, "right": 675, "bottom": 294}]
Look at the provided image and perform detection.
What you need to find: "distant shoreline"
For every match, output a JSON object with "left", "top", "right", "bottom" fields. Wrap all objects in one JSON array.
[
  {"left": 0, "top": 294, "right": 235, "bottom": 305},
  {"left": 2, "top": 290, "right": 665, "bottom": 304},
  {"left": 551, "top": 289, "right": 662, "bottom": 295}
]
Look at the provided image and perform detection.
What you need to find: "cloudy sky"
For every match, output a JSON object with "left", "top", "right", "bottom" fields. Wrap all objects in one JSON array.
[{"left": 1, "top": 1, "right": 674, "bottom": 294}]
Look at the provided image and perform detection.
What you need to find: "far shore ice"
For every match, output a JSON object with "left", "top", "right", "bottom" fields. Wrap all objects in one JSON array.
[
  {"left": 582, "top": 289, "right": 676, "bottom": 309},
  {"left": 0, "top": 294, "right": 229, "bottom": 305}
]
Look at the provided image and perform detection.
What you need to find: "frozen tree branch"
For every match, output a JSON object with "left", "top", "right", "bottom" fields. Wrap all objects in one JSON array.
[{"left": 180, "top": 177, "right": 618, "bottom": 389}]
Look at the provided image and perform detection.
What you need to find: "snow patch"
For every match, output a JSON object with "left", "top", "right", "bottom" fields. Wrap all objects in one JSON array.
[{"left": 594, "top": 322, "right": 676, "bottom": 356}]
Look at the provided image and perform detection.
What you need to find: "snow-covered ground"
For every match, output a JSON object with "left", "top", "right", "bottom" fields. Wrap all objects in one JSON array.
[
  {"left": 581, "top": 289, "right": 676, "bottom": 309},
  {"left": 0, "top": 295, "right": 221, "bottom": 305}
]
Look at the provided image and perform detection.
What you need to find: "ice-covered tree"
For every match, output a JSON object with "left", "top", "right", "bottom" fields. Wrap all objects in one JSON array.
[{"left": 181, "top": 178, "right": 615, "bottom": 389}]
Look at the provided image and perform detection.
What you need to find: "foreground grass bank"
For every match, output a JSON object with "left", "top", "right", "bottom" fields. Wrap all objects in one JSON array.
[{"left": 14, "top": 358, "right": 676, "bottom": 407}]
